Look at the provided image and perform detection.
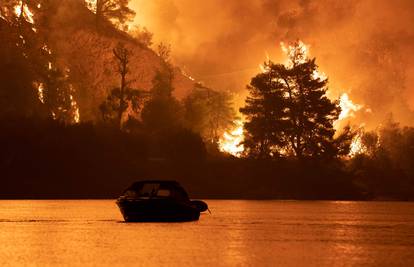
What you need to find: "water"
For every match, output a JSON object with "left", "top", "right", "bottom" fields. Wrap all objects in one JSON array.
[{"left": 0, "top": 200, "right": 414, "bottom": 267}]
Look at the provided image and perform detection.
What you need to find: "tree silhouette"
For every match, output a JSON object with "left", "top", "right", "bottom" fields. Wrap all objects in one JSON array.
[
  {"left": 241, "top": 41, "right": 341, "bottom": 159},
  {"left": 240, "top": 67, "right": 288, "bottom": 158},
  {"left": 141, "top": 42, "right": 184, "bottom": 132},
  {"left": 130, "top": 25, "right": 153, "bottom": 47},
  {"left": 184, "top": 83, "right": 236, "bottom": 144},
  {"left": 87, "top": 0, "right": 135, "bottom": 29},
  {"left": 0, "top": 0, "right": 54, "bottom": 119},
  {"left": 100, "top": 43, "right": 145, "bottom": 128},
  {"left": 141, "top": 69, "right": 184, "bottom": 133},
  {"left": 41, "top": 66, "right": 78, "bottom": 123}
]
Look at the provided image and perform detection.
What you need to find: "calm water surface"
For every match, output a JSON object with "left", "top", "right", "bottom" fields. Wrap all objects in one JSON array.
[{"left": 0, "top": 200, "right": 413, "bottom": 266}]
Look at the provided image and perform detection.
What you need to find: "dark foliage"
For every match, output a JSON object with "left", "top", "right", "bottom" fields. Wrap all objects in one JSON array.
[
  {"left": 160, "top": 128, "right": 207, "bottom": 162},
  {"left": 241, "top": 42, "right": 345, "bottom": 159},
  {"left": 0, "top": 118, "right": 413, "bottom": 200},
  {"left": 184, "top": 83, "right": 236, "bottom": 143},
  {"left": 90, "top": 0, "right": 135, "bottom": 29},
  {"left": 348, "top": 121, "right": 414, "bottom": 200},
  {"left": 141, "top": 68, "right": 184, "bottom": 132},
  {"left": 0, "top": 0, "right": 80, "bottom": 123},
  {"left": 99, "top": 43, "right": 147, "bottom": 128},
  {"left": 0, "top": 2, "right": 46, "bottom": 119}
]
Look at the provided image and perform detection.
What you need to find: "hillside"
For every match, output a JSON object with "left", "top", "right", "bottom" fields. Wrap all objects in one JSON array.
[{"left": 45, "top": 0, "right": 195, "bottom": 121}]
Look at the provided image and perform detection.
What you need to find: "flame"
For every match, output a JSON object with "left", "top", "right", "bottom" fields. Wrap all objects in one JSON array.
[
  {"left": 349, "top": 129, "right": 367, "bottom": 157},
  {"left": 334, "top": 93, "right": 367, "bottom": 157},
  {"left": 36, "top": 82, "right": 45, "bottom": 103},
  {"left": 281, "top": 41, "right": 309, "bottom": 66},
  {"left": 14, "top": 1, "right": 34, "bottom": 24},
  {"left": 218, "top": 120, "right": 244, "bottom": 157},
  {"left": 259, "top": 52, "right": 271, "bottom": 72},
  {"left": 222, "top": 40, "right": 369, "bottom": 158},
  {"left": 338, "top": 93, "right": 362, "bottom": 121},
  {"left": 181, "top": 69, "right": 195, "bottom": 81},
  {"left": 70, "top": 89, "right": 80, "bottom": 123},
  {"left": 85, "top": 0, "right": 97, "bottom": 13}
]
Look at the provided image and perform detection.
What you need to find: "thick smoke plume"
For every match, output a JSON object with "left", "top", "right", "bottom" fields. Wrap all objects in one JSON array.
[{"left": 130, "top": 0, "right": 414, "bottom": 128}]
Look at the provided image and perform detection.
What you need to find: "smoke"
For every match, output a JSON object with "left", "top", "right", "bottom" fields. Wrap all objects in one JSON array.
[{"left": 130, "top": 0, "right": 414, "bottom": 127}]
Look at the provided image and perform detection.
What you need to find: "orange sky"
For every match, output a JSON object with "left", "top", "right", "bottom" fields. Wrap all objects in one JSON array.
[{"left": 129, "top": 0, "right": 414, "bottom": 128}]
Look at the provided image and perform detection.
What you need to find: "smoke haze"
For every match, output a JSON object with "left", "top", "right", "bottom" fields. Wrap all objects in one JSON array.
[{"left": 130, "top": 0, "right": 414, "bottom": 127}]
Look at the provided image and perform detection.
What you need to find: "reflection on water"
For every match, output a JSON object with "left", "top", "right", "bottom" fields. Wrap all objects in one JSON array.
[{"left": 0, "top": 200, "right": 414, "bottom": 266}]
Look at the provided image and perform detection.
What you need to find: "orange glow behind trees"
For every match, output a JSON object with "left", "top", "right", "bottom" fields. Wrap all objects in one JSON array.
[{"left": 219, "top": 41, "right": 362, "bottom": 157}]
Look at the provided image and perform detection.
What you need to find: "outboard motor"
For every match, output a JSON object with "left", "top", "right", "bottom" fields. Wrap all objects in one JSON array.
[{"left": 190, "top": 200, "right": 209, "bottom": 212}]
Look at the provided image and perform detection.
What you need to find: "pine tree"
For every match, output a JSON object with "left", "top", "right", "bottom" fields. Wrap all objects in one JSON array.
[
  {"left": 241, "top": 42, "right": 341, "bottom": 159},
  {"left": 240, "top": 63, "right": 289, "bottom": 158}
]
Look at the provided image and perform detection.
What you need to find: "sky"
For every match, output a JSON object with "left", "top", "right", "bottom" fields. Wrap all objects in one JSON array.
[{"left": 129, "top": 0, "right": 414, "bottom": 128}]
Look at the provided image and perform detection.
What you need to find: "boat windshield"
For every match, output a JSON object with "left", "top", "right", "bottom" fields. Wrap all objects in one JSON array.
[
  {"left": 124, "top": 182, "right": 188, "bottom": 200},
  {"left": 140, "top": 183, "right": 160, "bottom": 197}
]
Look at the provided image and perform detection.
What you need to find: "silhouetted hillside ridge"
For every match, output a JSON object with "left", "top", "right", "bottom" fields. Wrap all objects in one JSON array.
[{"left": 46, "top": 0, "right": 194, "bottom": 121}]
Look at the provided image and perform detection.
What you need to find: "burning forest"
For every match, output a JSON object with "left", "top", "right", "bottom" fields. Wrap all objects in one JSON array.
[{"left": 0, "top": 0, "right": 414, "bottom": 200}]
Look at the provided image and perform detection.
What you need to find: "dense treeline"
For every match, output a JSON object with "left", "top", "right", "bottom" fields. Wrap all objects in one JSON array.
[
  {"left": 1, "top": 117, "right": 413, "bottom": 200},
  {"left": 348, "top": 120, "right": 414, "bottom": 200}
]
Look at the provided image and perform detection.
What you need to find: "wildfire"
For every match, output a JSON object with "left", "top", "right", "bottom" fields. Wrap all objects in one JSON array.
[
  {"left": 66, "top": 70, "right": 80, "bottom": 124},
  {"left": 220, "top": 40, "right": 371, "bottom": 158},
  {"left": 181, "top": 69, "right": 195, "bottom": 81},
  {"left": 349, "top": 129, "right": 367, "bottom": 157},
  {"left": 85, "top": 0, "right": 97, "bottom": 13},
  {"left": 36, "top": 82, "right": 45, "bottom": 103},
  {"left": 335, "top": 93, "right": 369, "bottom": 156},
  {"left": 13, "top": 1, "right": 34, "bottom": 24},
  {"left": 281, "top": 41, "right": 309, "bottom": 66},
  {"left": 69, "top": 88, "right": 80, "bottom": 124},
  {"left": 338, "top": 93, "right": 362, "bottom": 121},
  {"left": 218, "top": 120, "right": 245, "bottom": 157}
]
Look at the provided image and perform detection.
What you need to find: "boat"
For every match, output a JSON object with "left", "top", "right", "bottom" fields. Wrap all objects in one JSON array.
[{"left": 116, "top": 180, "right": 208, "bottom": 222}]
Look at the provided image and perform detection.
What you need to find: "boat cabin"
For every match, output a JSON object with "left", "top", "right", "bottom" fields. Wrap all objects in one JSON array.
[{"left": 122, "top": 180, "right": 190, "bottom": 201}]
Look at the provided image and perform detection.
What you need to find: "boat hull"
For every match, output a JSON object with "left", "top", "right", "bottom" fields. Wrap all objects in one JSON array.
[{"left": 117, "top": 198, "right": 200, "bottom": 222}]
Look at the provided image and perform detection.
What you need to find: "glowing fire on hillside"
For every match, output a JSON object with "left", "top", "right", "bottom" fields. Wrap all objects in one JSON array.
[
  {"left": 13, "top": 1, "right": 35, "bottom": 24},
  {"left": 219, "top": 41, "right": 367, "bottom": 158},
  {"left": 11, "top": 2, "right": 80, "bottom": 124},
  {"left": 218, "top": 120, "right": 244, "bottom": 157},
  {"left": 349, "top": 130, "right": 367, "bottom": 157},
  {"left": 84, "top": 0, "right": 97, "bottom": 13}
]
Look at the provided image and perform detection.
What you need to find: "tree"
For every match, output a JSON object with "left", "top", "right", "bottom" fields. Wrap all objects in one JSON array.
[
  {"left": 0, "top": 0, "right": 51, "bottom": 119},
  {"left": 240, "top": 67, "right": 288, "bottom": 158},
  {"left": 87, "top": 0, "right": 135, "bottom": 29},
  {"left": 348, "top": 120, "right": 414, "bottom": 199},
  {"left": 141, "top": 42, "right": 184, "bottom": 132},
  {"left": 100, "top": 43, "right": 145, "bottom": 128},
  {"left": 41, "top": 67, "right": 79, "bottom": 123},
  {"left": 130, "top": 25, "right": 153, "bottom": 47},
  {"left": 141, "top": 71, "right": 184, "bottom": 133},
  {"left": 241, "top": 41, "right": 341, "bottom": 159},
  {"left": 184, "top": 83, "right": 236, "bottom": 143}
]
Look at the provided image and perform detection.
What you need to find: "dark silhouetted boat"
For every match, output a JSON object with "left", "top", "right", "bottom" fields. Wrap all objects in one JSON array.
[{"left": 116, "top": 180, "right": 208, "bottom": 222}]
